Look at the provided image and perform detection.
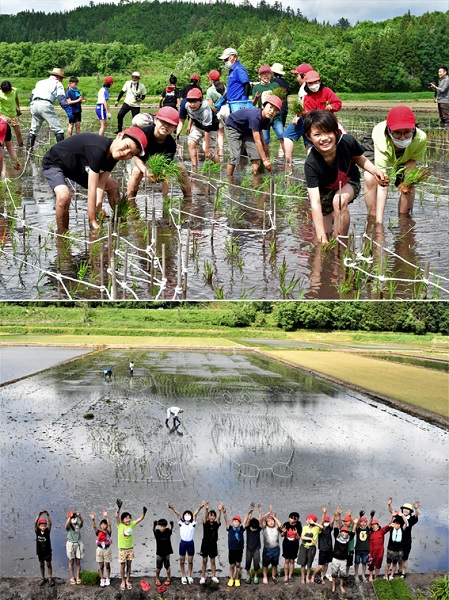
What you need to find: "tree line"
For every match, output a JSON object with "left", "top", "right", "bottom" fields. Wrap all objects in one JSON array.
[{"left": 0, "top": 2, "right": 448, "bottom": 92}]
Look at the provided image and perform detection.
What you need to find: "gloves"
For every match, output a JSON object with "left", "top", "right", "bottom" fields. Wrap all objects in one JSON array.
[
  {"left": 116, "top": 499, "right": 123, "bottom": 510},
  {"left": 370, "top": 510, "right": 376, "bottom": 518},
  {"left": 106, "top": 112, "right": 112, "bottom": 119},
  {"left": 359, "top": 510, "right": 365, "bottom": 517},
  {"left": 214, "top": 97, "right": 226, "bottom": 111},
  {"left": 143, "top": 506, "right": 147, "bottom": 516}
]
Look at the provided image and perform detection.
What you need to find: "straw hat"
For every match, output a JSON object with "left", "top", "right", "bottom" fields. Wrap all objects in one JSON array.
[
  {"left": 271, "top": 62, "right": 285, "bottom": 75},
  {"left": 48, "top": 68, "right": 66, "bottom": 78}
]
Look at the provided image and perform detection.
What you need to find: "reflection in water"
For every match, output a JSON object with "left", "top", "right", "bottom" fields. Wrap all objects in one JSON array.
[{"left": 1, "top": 349, "right": 447, "bottom": 577}]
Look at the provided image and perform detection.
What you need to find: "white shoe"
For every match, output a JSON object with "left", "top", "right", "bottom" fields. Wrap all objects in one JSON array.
[
  {"left": 212, "top": 576, "right": 219, "bottom": 583},
  {"left": 100, "top": 578, "right": 105, "bottom": 587},
  {"left": 200, "top": 577, "right": 206, "bottom": 584},
  {"left": 105, "top": 578, "right": 110, "bottom": 586}
]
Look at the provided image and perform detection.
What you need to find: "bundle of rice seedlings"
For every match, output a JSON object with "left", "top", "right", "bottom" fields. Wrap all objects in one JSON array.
[
  {"left": 270, "top": 87, "right": 287, "bottom": 100},
  {"left": 290, "top": 100, "right": 304, "bottom": 117},
  {"left": 397, "top": 166, "right": 431, "bottom": 193},
  {"left": 146, "top": 154, "right": 181, "bottom": 183}
]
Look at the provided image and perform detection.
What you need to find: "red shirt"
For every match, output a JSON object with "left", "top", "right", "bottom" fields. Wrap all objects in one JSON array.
[{"left": 304, "top": 87, "right": 342, "bottom": 114}]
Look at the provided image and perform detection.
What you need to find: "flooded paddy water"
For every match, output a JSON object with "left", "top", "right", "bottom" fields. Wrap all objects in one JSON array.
[
  {"left": 0, "top": 110, "right": 448, "bottom": 300},
  {"left": 1, "top": 348, "right": 447, "bottom": 578}
]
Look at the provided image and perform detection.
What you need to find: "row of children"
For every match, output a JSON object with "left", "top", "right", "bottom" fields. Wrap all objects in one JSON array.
[{"left": 35, "top": 497, "right": 419, "bottom": 593}]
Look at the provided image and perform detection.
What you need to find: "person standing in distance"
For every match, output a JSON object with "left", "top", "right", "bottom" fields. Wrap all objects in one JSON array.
[{"left": 114, "top": 72, "right": 147, "bottom": 134}]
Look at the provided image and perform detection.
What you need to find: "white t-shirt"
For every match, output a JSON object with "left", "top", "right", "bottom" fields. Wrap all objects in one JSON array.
[
  {"left": 122, "top": 80, "right": 147, "bottom": 107},
  {"left": 178, "top": 519, "right": 196, "bottom": 542}
]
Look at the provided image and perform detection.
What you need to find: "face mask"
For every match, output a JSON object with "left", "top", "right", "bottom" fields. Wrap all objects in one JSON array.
[
  {"left": 391, "top": 136, "right": 413, "bottom": 149},
  {"left": 71, "top": 518, "right": 78, "bottom": 525},
  {"left": 323, "top": 522, "right": 330, "bottom": 528},
  {"left": 184, "top": 514, "right": 192, "bottom": 522},
  {"left": 224, "top": 60, "right": 233, "bottom": 70},
  {"left": 308, "top": 83, "right": 320, "bottom": 92}
]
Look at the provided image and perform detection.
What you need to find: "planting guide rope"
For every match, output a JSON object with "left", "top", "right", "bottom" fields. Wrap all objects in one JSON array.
[{"left": 1, "top": 128, "right": 448, "bottom": 300}]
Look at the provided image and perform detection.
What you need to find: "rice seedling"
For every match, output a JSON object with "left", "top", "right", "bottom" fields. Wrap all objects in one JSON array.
[
  {"left": 277, "top": 256, "right": 301, "bottom": 299},
  {"left": 213, "top": 285, "right": 224, "bottom": 299},
  {"left": 270, "top": 87, "right": 287, "bottom": 100},
  {"left": 201, "top": 159, "right": 221, "bottom": 174},
  {"left": 203, "top": 260, "right": 213, "bottom": 284},
  {"left": 77, "top": 260, "right": 89, "bottom": 281},
  {"left": 290, "top": 100, "right": 304, "bottom": 117},
  {"left": 224, "top": 235, "right": 242, "bottom": 262},
  {"left": 397, "top": 166, "right": 431, "bottom": 194},
  {"left": 146, "top": 154, "right": 181, "bottom": 183}
]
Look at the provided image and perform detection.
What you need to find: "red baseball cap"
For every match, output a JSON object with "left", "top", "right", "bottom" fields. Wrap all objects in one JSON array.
[
  {"left": 306, "top": 514, "right": 318, "bottom": 522},
  {"left": 186, "top": 87, "right": 203, "bottom": 100},
  {"left": 104, "top": 76, "right": 114, "bottom": 84},
  {"left": 38, "top": 518, "right": 47, "bottom": 525},
  {"left": 0, "top": 119, "right": 7, "bottom": 144},
  {"left": 155, "top": 106, "right": 180, "bottom": 126},
  {"left": 291, "top": 63, "right": 313, "bottom": 75},
  {"left": 190, "top": 74, "right": 200, "bottom": 81},
  {"left": 386, "top": 106, "right": 416, "bottom": 130},
  {"left": 122, "top": 126, "right": 147, "bottom": 156},
  {"left": 343, "top": 516, "right": 352, "bottom": 522},
  {"left": 341, "top": 526, "right": 350, "bottom": 533},
  {"left": 371, "top": 520, "right": 379, "bottom": 525},
  {"left": 304, "top": 70, "right": 320, "bottom": 83},
  {"left": 324, "top": 516, "right": 331, "bottom": 522},
  {"left": 208, "top": 70, "right": 221, "bottom": 81},
  {"left": 258, "top": 65, "right": 272, "bottom": 75},
  {"left": 232, "top": 515, "right": 242, "bottom": 522},
  {"left": 67, "top": 511, "right": 76, "bottom": 519},
  {"left": 263, "top": 95, "right": 282, "bottom": 111},
  {"left": 360, "top": 517, "right": 368, "bottom": 522}
]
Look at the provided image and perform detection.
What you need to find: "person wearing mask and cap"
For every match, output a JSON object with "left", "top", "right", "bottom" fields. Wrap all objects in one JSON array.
[
  {"left": 363, "top": 106, "right": 427, "bottom": 224},
  {"left": 127, "top": 107, "right": 192, "bottom": 204},
  {"left": 283, "top": 63, "right": 313, "bottom": 171},
  {"left": 176, "top": 74, "right": 202, "bottom": 138},
  {"left": 214, "top": 47, "right": 251, "bottom": 126},
  {"left": 252, "top": 65, "right": 286, "bottom": 157},
  {"left": 114, "top": 72, "right": 147, "bottom": 134},
  {"left": 27, "top": 68, "right": 73, "bottom": 150},
  {"left": 42, "top": 126, "right": 147, "bottom": 232}
]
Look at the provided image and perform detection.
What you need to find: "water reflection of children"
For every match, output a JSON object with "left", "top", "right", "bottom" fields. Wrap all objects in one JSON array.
[{"left": 35, "top": 510, "right": 54, "bottom": 587}]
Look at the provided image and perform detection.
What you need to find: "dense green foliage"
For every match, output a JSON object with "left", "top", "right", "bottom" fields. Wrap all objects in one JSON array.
[
  {"left": 0, "top": 2, "right": 448, "bottom": 92},
  {"left": 0, "top": 301, "right": 447, "bottom": 335},
  {"left": 431, "top": 576, "right": 449, "bottom": 600},
  {"left": 373, "top": 577, "right": 414, "bottom": 599}
]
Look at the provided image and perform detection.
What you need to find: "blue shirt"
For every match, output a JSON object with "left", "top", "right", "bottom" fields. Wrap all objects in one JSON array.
[
  {"left": 227, "top": 525, "right": 244, "bottom": 550},
  {"left": 66, "top": 87, "right": 82, "bottom": 114},
  {"left": 225, "top": 108, "right": 270, "bottom": 135},
  {"left": 226, "top": 61, "right": 250, "bottom": 101}
]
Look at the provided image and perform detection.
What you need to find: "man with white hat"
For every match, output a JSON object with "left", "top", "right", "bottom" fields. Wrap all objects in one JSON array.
[
  {"left": 114, "top": 71, "right": 147, "bottom": 134},
  {"left": 215, "top": 48, "right": 250, "bottom": 124},
  {"left": 28, "top": 68, "right": 72, "bottom": 150}
]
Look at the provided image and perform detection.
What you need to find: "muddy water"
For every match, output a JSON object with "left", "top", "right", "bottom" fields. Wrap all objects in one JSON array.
[
  {"left": 1, "top": 112, "right": 448, "bottom": 300},
  {"left": 0, "top": 349, "right": 447, "bottom": 578}
]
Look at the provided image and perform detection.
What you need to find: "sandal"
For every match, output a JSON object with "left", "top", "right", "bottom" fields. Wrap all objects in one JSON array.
[
  {"left": 39, "top": 578, "right": 47, "bottom": 586},
  {"left": 76, "top": 579, "right": 81, "bottom": 585},
  {"left": 155, "top": 580, "right": 162, "bottom": 586},
  {"left": 120, "top": 582, "right": 126, "bottom": 590},
  {"left": 126, "top": 582, "right": 132, "bottom": 589},
  {"left": 70, "top": 578, "right": 76, "bottom": 585},
  {"left": 164, "top": 579, "right": 171, "bottom": 585}
]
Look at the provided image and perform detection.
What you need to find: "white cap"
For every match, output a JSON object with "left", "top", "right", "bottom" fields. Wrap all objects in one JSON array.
[
  {"left": 132, "top": 71, "right": 141, "bottom": 78},
  {"left": 219, "top": 47, "right": 238, "bottom": 60},
  {"left": 271, "top": 62, "right": 285, "bottom": 75}
]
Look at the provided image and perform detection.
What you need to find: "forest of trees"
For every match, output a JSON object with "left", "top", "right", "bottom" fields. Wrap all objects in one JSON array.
[{"left": 0, "top": 1, "right": 448, "bottom": 92}]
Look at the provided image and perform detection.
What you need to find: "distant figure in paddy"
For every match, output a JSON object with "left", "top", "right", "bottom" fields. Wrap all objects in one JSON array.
[
  {"left": 104, "top": 368, "right": 113, "bottom": 381},
  {"left": 35, "top": 510, "right": 54, "bottom": 587},
  {"left": 165, "top": 406, "right": 184, "bottom": 429},
  {"left": 129, "top": 360, "right": 134, "bottom": 376},
  {"left": 96, "top": 76, "right": 114, "bottom": 136}
]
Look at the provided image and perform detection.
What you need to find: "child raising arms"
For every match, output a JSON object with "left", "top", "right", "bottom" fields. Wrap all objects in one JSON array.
[
  {"left": 115, "top": 498, "right": 147, "bottom": 591},
  {"left": 90, "top": 510, "right": 112, "bottom": 587},
  {"left": 35, "top": 510, "right": 54, "bottom": 587},
  {"left": 167, "top": 500, "right": 205, "bottom": 584}
]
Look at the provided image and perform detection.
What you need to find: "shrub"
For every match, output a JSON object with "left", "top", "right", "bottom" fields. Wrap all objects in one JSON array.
[
  {"left": 431, "top": 576, "right": 449, "bottom": 600},
  {"left": 79, "top": 570, "right": 100, "bottom": 585}
]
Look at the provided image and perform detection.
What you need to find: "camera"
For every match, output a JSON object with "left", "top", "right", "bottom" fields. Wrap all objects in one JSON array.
[{"left": 426, "top": 82, "right": 434, "bottom": 88}]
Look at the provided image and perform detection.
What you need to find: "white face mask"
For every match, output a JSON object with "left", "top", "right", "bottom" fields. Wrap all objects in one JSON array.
[
  {"left": 224, "top": 60, "right": 233, "bottom": 70},
  {"left": 184, "top": 514, "right": 192, "bottom": 522},
  {"left": 71, "top": 518, "right": 78, "bottom": 525},
  {"left": 391, "top": 136, "right": 413, "bottom": 149},
  {"left": 323, "top": 522, "right": 330, "bottom": 528},
  {"left": 308, "top": 83, "right": 320, "bottom": 92}
]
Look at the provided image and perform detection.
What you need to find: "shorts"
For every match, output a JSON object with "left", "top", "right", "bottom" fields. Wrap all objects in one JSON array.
[
  {"left": 318, "top": 550, "right": 333, "bottom": 566},
  {"left": 346, "top": 552, "right": 354, "bottom": 567},
  {"left": 37, "top": 552, "right": 52, "bottom": 563},
  {"left": 402, "top": 543, "right": 412, "bottom": 561},
  {"left": 283, "top": 120, "right": 305, "bottom": 142},
  {"left": 118, "top": 548, "right": 135, "bottom": 563},
  {"left": 332, "top": 558, "right": 347, "bottom": 579},
  {"left": 320, "top": 180, "right": 361, "bottom": 216},
  {"left": 262, "top": 118, "right": 284, "bottom": 144},
  {"left": 156, "top": 554, "right": 171, "bottom": 569},
  {"left": 355, "top": 550, "right": 369, "bottom": 565},
  {"left": 228, "top": 548, "right": 243, "bottom": 565},
  {"left": 245, "top": 547, "right": 260, "bottom": 571},
  {"left": 200, "top": 540, "right": 218, "bottom": 558},
  {"left": 0, "top": 123, "right": 12, "bottom": 144},
  {"left": 188, "top": 124, "right": 217, "bottom": 148},
  {"left": 96, "top": 103, "right": 107, "bottom": 120},
  {"left": 298, "top": 544, "right": 316, "bottom": 569},
  {"left": 0, "top": 113, "right": 20, "bottom": 128},
  {"left": 179, "top": 98, "right": 188, "bottom": 120},
  {"left": 262, "top": 546, "right": 280, "bottom": 567},
  {"left": 386, "top": 549, "right": 402, "bottom": 565},
  {"left": 179, "top": 540, "right": 195, "bottom": 557},
  {"left": 66, "top": 540, "right": 84, "bottom": 560},
  {"left": 282, "top": 540, "right": 299, "bottom": 560},
  {"left": 96, "top": 546, "right": 112, "bottom": 563},
  {"left": 43, "top": 166, "right": 69, "bottom": 190},
  {"left": 69, "top": 112, "right": 82, "bottom": 124},
  {"left": 226, "top": 126, "right": 262, "bottom": 165}
]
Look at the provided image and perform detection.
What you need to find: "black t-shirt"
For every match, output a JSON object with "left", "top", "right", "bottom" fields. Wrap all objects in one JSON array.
[
  {"left": 35, "top": 526, "right": 52, "bottom": 556},
  {"left": 202, "top": 520, "right": 221, "bottom": 544},
  {"left": 161, "top": 86, "right": 182, "bottom": 108},
  {"left": 155, "top": 527, "right": 173, "bottom": 556},
  {"left": 402, "top": 515, "right": 418, "bottom": 544},
  {"left": 304, "top": 134, "right": 364, "bottom": 193},
  {"left": 141, "top": 124, "right": 176, "bottom": 163},
  {"left": 318, "top": 525, "right": 333, "bottom": 552},
  {"left": 42, "top": 134, "right": 117, "bottom": 188},
  {"left": 226, "top": 108, "right": 270, "bottom": 135},
  {"left": 245, "top": 524, "right": 262, "bottom": 551},
  {"left": 332, "top": 527, "right": 355, "bottom": 560}
]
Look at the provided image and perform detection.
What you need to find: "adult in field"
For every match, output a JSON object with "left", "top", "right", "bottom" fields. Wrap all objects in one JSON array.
[
  {"left": 27, "top": 68, "right": 72, "bottom": 150},
  {"left": 114, "top": 72, "right": 147, "bottom": 134},
  {"left": 216, "top": 47, "right": 251, "bottom": 125},
  {"left": 429, "top": 66, "right": 449, "bottom": 128},
  {"left": 42, "top": 127, "right": 147, "bottom": 232},
  {"left": 363, "top": 106, "right": 427, "bottom": 224},
  {"left": 0, "top": 80, "right": 23, "bottom": 147}
]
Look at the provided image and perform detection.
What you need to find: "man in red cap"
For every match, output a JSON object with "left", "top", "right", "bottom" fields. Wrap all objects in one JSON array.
[
  {"left": 42, "top": 127, "right": 147, "bottom": 231},
  {"left": 225, "top": 95, "right": 282, "bottom": 175},
  {"left": 127, "top": 106, "right": 191, "bottom": 202},
  {"left": 363, "top": 106, "right": 427, "bottom": 224},
  {"left": 284, "top": 63, "right": 314, "bottom": 171}
]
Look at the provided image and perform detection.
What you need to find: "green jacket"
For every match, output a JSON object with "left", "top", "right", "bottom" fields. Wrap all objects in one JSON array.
[{"left": 371, "top": 121, "right": 427, "bottom": 170}]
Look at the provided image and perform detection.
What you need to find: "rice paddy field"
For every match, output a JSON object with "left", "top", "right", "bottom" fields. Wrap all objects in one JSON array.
[{"left": 1, "top": 108, "right": 448, "bottom": 301}]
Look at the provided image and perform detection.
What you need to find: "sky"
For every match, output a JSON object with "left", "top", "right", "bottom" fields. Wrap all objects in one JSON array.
[{"left": 0, "top": 0, "right": 448, "bottom": 25}]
